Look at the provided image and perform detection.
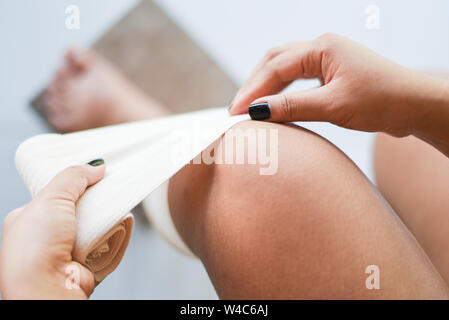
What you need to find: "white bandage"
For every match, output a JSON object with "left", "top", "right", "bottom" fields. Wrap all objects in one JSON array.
[
  {"left": 15, "top": 108, "right": 249, "bottom": 282},
  {"left": 142, "top": 181, "right": 194, "bottom": 256}
]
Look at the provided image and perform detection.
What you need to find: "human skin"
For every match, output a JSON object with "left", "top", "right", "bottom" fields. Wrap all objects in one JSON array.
[
  {"left": 374, "top": 71, "right": 449, "bottom": 286},
  {"left": 375, "top": 133, "right": 449, "bottom": 286},
  {"left": 228, "top": 33, "right": 449, "bottom": 296},
  {"left": 3, "top": 122, "right": 448, "bottom": 299},
  {"left": 0, "top": 164, "right": 105, "bottom": 299},
  {"left": 168, "top": 120, "right": 449, "bottom": 299},
  {"left": 4, "top": 36, "right": 449, "bottom": 299},
  {"left": 45, "top": 49, "right": 168, "bottom": 133},
  {"left": 229, "top": 33, "right": 449, "bottom": 157}
]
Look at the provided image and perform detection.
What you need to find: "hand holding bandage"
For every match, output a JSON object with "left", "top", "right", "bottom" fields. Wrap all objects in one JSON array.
[
  {"left": 0, "top": 163, "right": 105, "bottom": 300},
  {"left": 12, "top": 108, "right": 250, "bottom": 292}
]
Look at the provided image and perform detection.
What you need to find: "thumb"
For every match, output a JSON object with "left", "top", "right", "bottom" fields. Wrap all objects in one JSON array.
[
  {"left": 249, "top": 86, "right": 333, "bottom": 123},
  {"left": 39, "top": 159, "right": 105, "bottom": 204}
]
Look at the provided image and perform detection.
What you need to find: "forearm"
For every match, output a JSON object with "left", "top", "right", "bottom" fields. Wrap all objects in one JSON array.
[{"left": 409, "top": 74, "right": 449, "bottom": 157}]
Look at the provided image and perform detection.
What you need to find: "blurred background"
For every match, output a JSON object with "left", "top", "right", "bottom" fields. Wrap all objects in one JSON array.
[{"left": 1, "top": 0, "right": 449, "bottom": 299}]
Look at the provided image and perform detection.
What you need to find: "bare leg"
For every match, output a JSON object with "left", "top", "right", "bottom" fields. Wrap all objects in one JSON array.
[
  {"left": 375, "top": 134, "right": 449, "bottom": 284},
  {"left": 169, "top": 121, "right": 448, "bottom": 299},
  {"left": 374, "top": 71, "right": 449, "bottom": 285},
  {"left": 48, "top": 53, "right": 449, "bottom": 298}
]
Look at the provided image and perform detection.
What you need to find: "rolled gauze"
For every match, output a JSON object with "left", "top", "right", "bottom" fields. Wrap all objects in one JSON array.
[{"left": 15, "top": 108, "right": 249, "bottom": 282}]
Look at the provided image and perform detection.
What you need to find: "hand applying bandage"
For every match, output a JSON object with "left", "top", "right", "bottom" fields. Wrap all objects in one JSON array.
[
  {"left": 0, "top": 160, "right": 105, "bottom": 300},
  {"left": 230, "top": 33, "right": 449, "bottom": 157}
]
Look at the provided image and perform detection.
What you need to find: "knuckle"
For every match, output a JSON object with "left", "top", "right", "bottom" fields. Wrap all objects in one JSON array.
[
  {"left": 317, "top": 32, "right": 337, "bottom": 42},
  {"left": 2, "top": 215, "right": 11, "bottom": 230},
  {"left": 264, "top": 46, "right": 282, "bottom": 60},
  {"left": 65, "top": 165, "right": 86, "bottom": 177},
  {"left": 327, "top": 95, "right": 349, "bottom": 126},
  {"left": 278, "top": 95, "right": 296, "bottom": 120},
  {"left": 3, "top": 208, "right": 21, "bottom": 230},
  {"left": 57, "top": 165, "right": 89, "bottom": 194},
  {"left": 265, "top": 60, "right": 281, "bottom": 81},
  {"left": 316, "top": 33, "right": 340, "bottom": 51}
]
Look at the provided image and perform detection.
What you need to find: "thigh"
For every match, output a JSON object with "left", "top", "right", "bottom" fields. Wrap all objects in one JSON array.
[
  {"left": 169, "top": 121, "right": 449, "bottom": 299},
  {"left": 375, "top": 133, "right": 449, "bottom": 284}
]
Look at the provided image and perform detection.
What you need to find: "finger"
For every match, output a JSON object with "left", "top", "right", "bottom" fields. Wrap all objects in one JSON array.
[
  {"left": 66, "top": 48, "right": 92, "bottom": 71},
  {"left": 5, "top": 206, "right": 25, "bottom": 220},
  {"left": 249, "top": 86, "right": 333, "bottom": 123},
  {"left": 231, "top": 78, "right": 292, "bottom": 115},
  {"left": 230, "top": 43, "right": 296, "bottom": 109},
  {"left": 65, "top": 261, "right": 95, "bottom": 297},
  {"left": 230, "top": 47, "right": 296, "bottom": 115},
  {"left": 38, "top": 159, "right": 105, "bottom": 205},
  {"left": 2, "top": 206, "right": 26, "bottom": 237},
  {"left": 230, "top": 41, "right": 323, "bottom": 115}
]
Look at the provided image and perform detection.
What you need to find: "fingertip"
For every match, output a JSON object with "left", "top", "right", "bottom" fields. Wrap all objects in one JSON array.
[
  {"left": 228, "top": 106, "right": 237, "bottom": 115},
  {"left": 228, "top": 91, "right": 249, "bottom": 115},
  {"left": 37, "top": 161, "right": 106, "bottom": 205},
  {"left": 65, "top": 48, "right": 74, "bottom": 61},
  {"left": 65, "top": 48, "right": 78, "bottom": 67},
  {"left": 66, "top": 262, "right": 95, "bottom": 298},
  {"left": 227, "top": 100, "right": 238, "bottom": 115},
  {"left": 79, "top": 265, "right": 95, "bottom": 297},
  {"left": 251, "top": 96, "right": 269, "bottom": 105},
  {"left": 249, "top": 101, "right": 271, "bottom": 121},
  {"left": 84, "top": 159, "right": 106, "bottom": 185},
  {"left": 67, "top": 47, "right": 90, "bottom": 70},
  {"left": 230, "top": 92, "right": 271, "bottom": 115},
  {"left": 228, "top": 102, "right": 247, "bottom": 115},
  {"left": 87, "top": 158, "right": 105, "bottom": 167}
]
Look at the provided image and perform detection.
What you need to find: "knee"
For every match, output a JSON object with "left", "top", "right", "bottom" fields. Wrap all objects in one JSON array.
[
  {"left": 185, "top": 121, "right": 381, "bottom": 298},
  {"left": 190, "top": 120, "right": 368, "bottom": 256},
  {"left": 169, "top": 119, "right": 374, "bottom": 260},
  {"left": 216, "top": 120, "right": 365, "bottom": 210}
]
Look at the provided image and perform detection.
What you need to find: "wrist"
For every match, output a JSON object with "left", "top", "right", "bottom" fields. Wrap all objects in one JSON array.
[
  {"left": 411, "top": 76, "right": 449, "bottom": 133},
  {"left": 410, "top": 75, "right": 449, "bottom": 156}
]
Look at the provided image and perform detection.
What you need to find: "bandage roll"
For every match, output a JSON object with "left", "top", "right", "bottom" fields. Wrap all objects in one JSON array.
[{"left": 15, "top": 108, "right": 249, "bottom": 282}]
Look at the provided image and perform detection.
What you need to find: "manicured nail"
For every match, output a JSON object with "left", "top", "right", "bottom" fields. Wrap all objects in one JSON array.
[
  {"left": 249, "top": 102, "right": 271, "bottom": 120},
  {"left": 87, "top": 158, "right": 104, "bottom": 166}
]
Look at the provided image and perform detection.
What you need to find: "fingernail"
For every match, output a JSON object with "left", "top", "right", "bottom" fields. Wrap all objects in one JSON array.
[
  {"left": 87, "top": 158, "right": 105, "bottom": 167},
  {"left": 249, "top": 102, "right": 271, "bottom": 120}
]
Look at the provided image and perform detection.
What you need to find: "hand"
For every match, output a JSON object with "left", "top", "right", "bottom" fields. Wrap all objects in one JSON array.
[
  {"left": 230, "top": 33, "right": 449, "bottom": 140},
  {"left": 0, "top": 161, "right": 105, "bottom": 299}
]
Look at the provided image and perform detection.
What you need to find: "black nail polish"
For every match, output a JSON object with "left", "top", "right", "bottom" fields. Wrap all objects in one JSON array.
[
  {"left": 249, "top": 102, "right": 271, "bottom": 120},
  {"left": 87, "top": 158, "right": 104, "bottom": 166}
]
